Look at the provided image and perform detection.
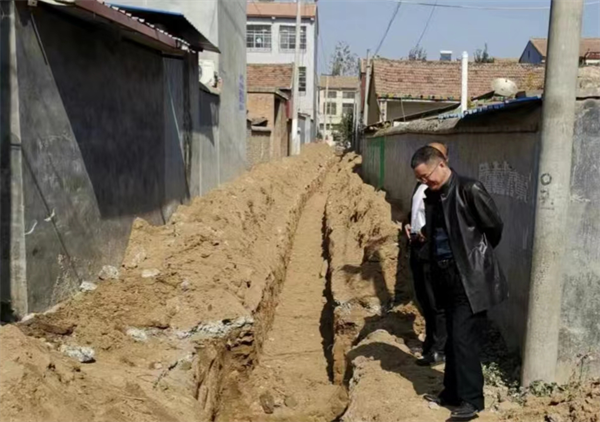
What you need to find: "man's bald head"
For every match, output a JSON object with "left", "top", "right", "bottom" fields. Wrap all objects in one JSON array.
[{"left": 427, "top": 142, "right": 448, "bottom": 160}]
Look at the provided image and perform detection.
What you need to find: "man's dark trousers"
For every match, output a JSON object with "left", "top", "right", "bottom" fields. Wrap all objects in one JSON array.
[
  {"left": 433, "top": 261, "right": 486, "bottom": 411},
  {"left": 410, "top": 241, "right": 446, "bottom": 355}
]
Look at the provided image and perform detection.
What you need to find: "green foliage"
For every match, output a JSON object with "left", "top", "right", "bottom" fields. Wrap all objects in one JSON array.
[
  {"left": 332, "top": 112, "right": 354, "bottom": 148},
  {"left": 330, "top": 41, "right": 358, "bottom": 76},
  {"left": 408, "top": 46, "right": 427, "bottom": 61},
  {"left": 474, "top": 43, "right": 495, "bottom": 63}
]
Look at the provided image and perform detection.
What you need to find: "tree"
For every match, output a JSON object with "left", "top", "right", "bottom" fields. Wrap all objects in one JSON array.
[
  {"left": 330, "top": 41, "right": 358, "bottom": 76},
  {"left": 474, "top": 43, "right": 495, "bottom": 63},
  {"left": 408, "top": 46, "right": 427, "bottom": 61},
  {"left": 333, "top": 112, "right": 354, "bottom": 149}
]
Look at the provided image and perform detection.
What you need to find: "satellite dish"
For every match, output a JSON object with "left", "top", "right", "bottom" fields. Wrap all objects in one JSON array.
[{"left": 491, "top": 78, "right": 518, "bottom": 97}]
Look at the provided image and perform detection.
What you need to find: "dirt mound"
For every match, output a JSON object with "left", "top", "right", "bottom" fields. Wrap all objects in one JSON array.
[
  {"left": 323, "top": 154, "right": 421, "bottom": 384},
  {"left": 1, "top": 144, "right": 336, "bottom": 422},
  {"left": 215, "top": 186, "right": 347, "bottom": 422},
  {"left": 0, "top": 324, "right": 199, "bottom": 422},
  {"left": 497, "top": 380, "right": 600, "bottom": 422}
]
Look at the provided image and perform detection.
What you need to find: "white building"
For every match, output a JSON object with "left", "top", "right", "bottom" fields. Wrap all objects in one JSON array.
[
  {"left": 318, "top": 75, "right": 359, "bottom": 144},
  {"left": 246, "top": 1, "right": 319, "bottom": 137}
]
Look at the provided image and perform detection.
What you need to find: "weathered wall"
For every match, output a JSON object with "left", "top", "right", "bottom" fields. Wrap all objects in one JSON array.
[
  {"left": 557, "top": 99, "right": 600, "bottom": 382},
  {"left": 9, "top": 4, "right": 192, "bottom": 313},
  {"left": 273, "top": 97, "right": 289, "bottom": 159},
  {"left": 363, "top": 110, "right": 541, "bottom": 352},
  {"left": 116, "top": 0, "right": 248, "bottom": 190},
  {"left": 361, "top": 100, "right": 600, "bottom": 380},
  {"left": 247, "top": 129, "right": 272, "bottom": 168},
  {"left": 247, "top": 92, "right": 290, "bottom": 164},
  {"left": 198, "top": 88, "right": 221, "bottom": 196},
  {"left": 247, "top": 92, "right": 274, "bottom": 123},
  {"left": 217, "top": 0, "right": 248, "bottom": 183}
]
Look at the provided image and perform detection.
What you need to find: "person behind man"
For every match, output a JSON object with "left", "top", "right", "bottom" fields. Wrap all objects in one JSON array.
[
  {"left": 410, "top": 146, "right": 507, "bottom": 421},
  {"left": 404, "top": 143, "right": 448, "bottom": 366}
]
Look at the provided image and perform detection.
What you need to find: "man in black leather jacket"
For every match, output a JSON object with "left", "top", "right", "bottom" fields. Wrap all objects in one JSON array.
[{"left": 410, "top": 146, "right": 507, "bottom": 421}]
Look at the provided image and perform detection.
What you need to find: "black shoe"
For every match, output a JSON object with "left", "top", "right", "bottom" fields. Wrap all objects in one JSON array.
[
  {"left": 450, "top": 402, "right": 479, "bottom": 421},
  {"left": 416, "top": 351, "right": 445, "bottom": 366},
  {"left": 423, "top": 393, "right": 460, "bottom": 407}
]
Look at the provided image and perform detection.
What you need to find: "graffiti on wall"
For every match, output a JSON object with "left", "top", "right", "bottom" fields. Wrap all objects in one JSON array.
[{"left": 478, "top": 161, "right": 530, "bottom": 203}]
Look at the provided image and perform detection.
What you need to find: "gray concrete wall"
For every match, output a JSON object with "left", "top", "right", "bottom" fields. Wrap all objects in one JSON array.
[
  {"left": 557, "top": 99, "right": 600, "bottom": 382},
  {"left": 217, "top": 0, "right": 248, "bottom": 183},
  {"left": 115, "top": 0, "right": 248, "bottom": 189},
  {"left": 9, "top": 4, "right": 191, "bottom": 313},
  {"left": 362, "top": 100, "right": 600, "bottom": 380},
  {"left": 198, "top": 88, "right": 221, "bottom": 195},
  {"left": 364, "top": 113, "right": 541, "bottom": 352}
]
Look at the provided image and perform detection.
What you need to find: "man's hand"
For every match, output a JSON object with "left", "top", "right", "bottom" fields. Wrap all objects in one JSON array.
[
  {"left": 416, "top": 230, "right": 426, "bottom": 243},
  {"left": 404, "top": 223, "right": 412, "bottom": 239}
]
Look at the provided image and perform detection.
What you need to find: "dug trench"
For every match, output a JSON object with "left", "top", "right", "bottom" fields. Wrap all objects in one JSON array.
[
  {"left": 0, "top": 146, "right": 417, "bottom": 422},
  {"left": 3, "top": 146, "right": 597, "bottom": 422}
]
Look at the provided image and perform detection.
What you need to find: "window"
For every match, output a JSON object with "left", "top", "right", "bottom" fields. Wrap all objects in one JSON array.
[
  {"left": 299, "top": 67, "right": 306, "bottom": 95},
  {"left": 342, "top": 103, "right": 354, "bottom": 115},
  {"left": 342, "top": 91, "right": 355, "bottom": 99},
  {"left": 247, "top": 25, "right": 272, "bottom": 50},
  {"left": 327, "top": 90, "right": 337, "bottom": 99},
  {"left": 279, "top": 25, "right": 307, "bottom": 51},
  {"left": 325, "top": 102, "right": 337, "bottom": 115}
]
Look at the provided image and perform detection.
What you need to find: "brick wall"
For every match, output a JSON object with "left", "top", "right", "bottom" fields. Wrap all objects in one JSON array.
[
  {"left": 247, "top": 92, "right": 290, "bottom": 164},
  {"left": 247, "top": 92, "right": 274, "bottom": 124}
]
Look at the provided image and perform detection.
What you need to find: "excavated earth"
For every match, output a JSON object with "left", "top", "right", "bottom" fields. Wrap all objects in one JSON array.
[{"left": 1, "top": 145, "right": 598, "bottom": 422}]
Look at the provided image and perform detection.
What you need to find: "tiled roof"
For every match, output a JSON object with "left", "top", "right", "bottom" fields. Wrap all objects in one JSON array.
[
  {"left": 371, "top": 59, "right": 546, "bottom": 100},
  {"left": 319, "top": 75, "right": 359, "bottom": 89},
  {"left": 247, "top": 63, "right": 293, "bottom": 91},
  {"left": 247, "top": 2, "right": 317, "bottom": 19},
  {"left": 530, "top": 38, "right": 600, "bottom": 58}
]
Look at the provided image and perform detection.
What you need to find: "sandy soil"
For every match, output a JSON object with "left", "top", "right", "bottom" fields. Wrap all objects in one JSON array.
[
  {"left": 216, "top": 188, "right": 346, "bottom": 422},
  {"left": 1, "top": 147, "right": 597, "bottom": 422}
]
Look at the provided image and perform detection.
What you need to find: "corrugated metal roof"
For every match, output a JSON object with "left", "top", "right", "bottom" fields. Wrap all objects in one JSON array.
[
  {"left": 109, "top": 3, "right": 219, "bottom": 53},
  {"left": 438, "top": 96, "right": 542, "bottom": 120},
  {"left": 39, "top": 0, "right": 196, "bottom": 55}
]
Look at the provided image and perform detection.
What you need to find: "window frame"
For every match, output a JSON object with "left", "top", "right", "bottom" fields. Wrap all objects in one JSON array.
[
  {"left": 279, "top": 25, "right": 307, "bottom": 51},
  {"left": 247, "top": 24, "right": 272, "bottom": 51}
]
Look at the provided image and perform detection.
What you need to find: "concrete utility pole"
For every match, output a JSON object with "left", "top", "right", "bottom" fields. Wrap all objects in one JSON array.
[
  {"left": 522, "top": 0, "right": 584, "bottom": 386},
  {"left": 362, "top": 50, "right": 371, "bottom": 127},
  {"left": 0, "top": 0, "right": 29, "bottom": 318},
  {"left": 460, "top": 51, "right": 468, "bottom": 113},
  {"left": 290, "top": 0, "right": 302, "bottom": 155},
  {"left": 324, "top": 74, "right": 329, "bottom": 143}
]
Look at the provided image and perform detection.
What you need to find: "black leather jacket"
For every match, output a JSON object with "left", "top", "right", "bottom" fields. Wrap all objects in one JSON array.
[{"left": 423, "top": 171, "right": 508, "bottom": 313}]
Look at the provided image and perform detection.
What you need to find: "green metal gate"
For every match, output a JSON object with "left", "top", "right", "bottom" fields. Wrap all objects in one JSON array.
[{"left": 363, "top": 137, "right": 385, "bottom": 190}]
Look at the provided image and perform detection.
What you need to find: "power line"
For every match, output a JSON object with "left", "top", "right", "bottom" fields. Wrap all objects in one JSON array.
[
  {"left": 374, "top": 1, "right": 403, "bottom": 57},
  {"left": 405, "top": 0, "right": 553, "bottom": 10},
  {"left": 310, "top": 0, "right": 599, "bottom": 10},
  {"left": 413, "top": 0, "right": 437, "bottom": 48}
]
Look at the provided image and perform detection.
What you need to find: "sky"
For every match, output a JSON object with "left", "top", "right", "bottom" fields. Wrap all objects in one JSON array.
[{"left": 317, "top": 0, "right": 600, "bottom": 72}]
